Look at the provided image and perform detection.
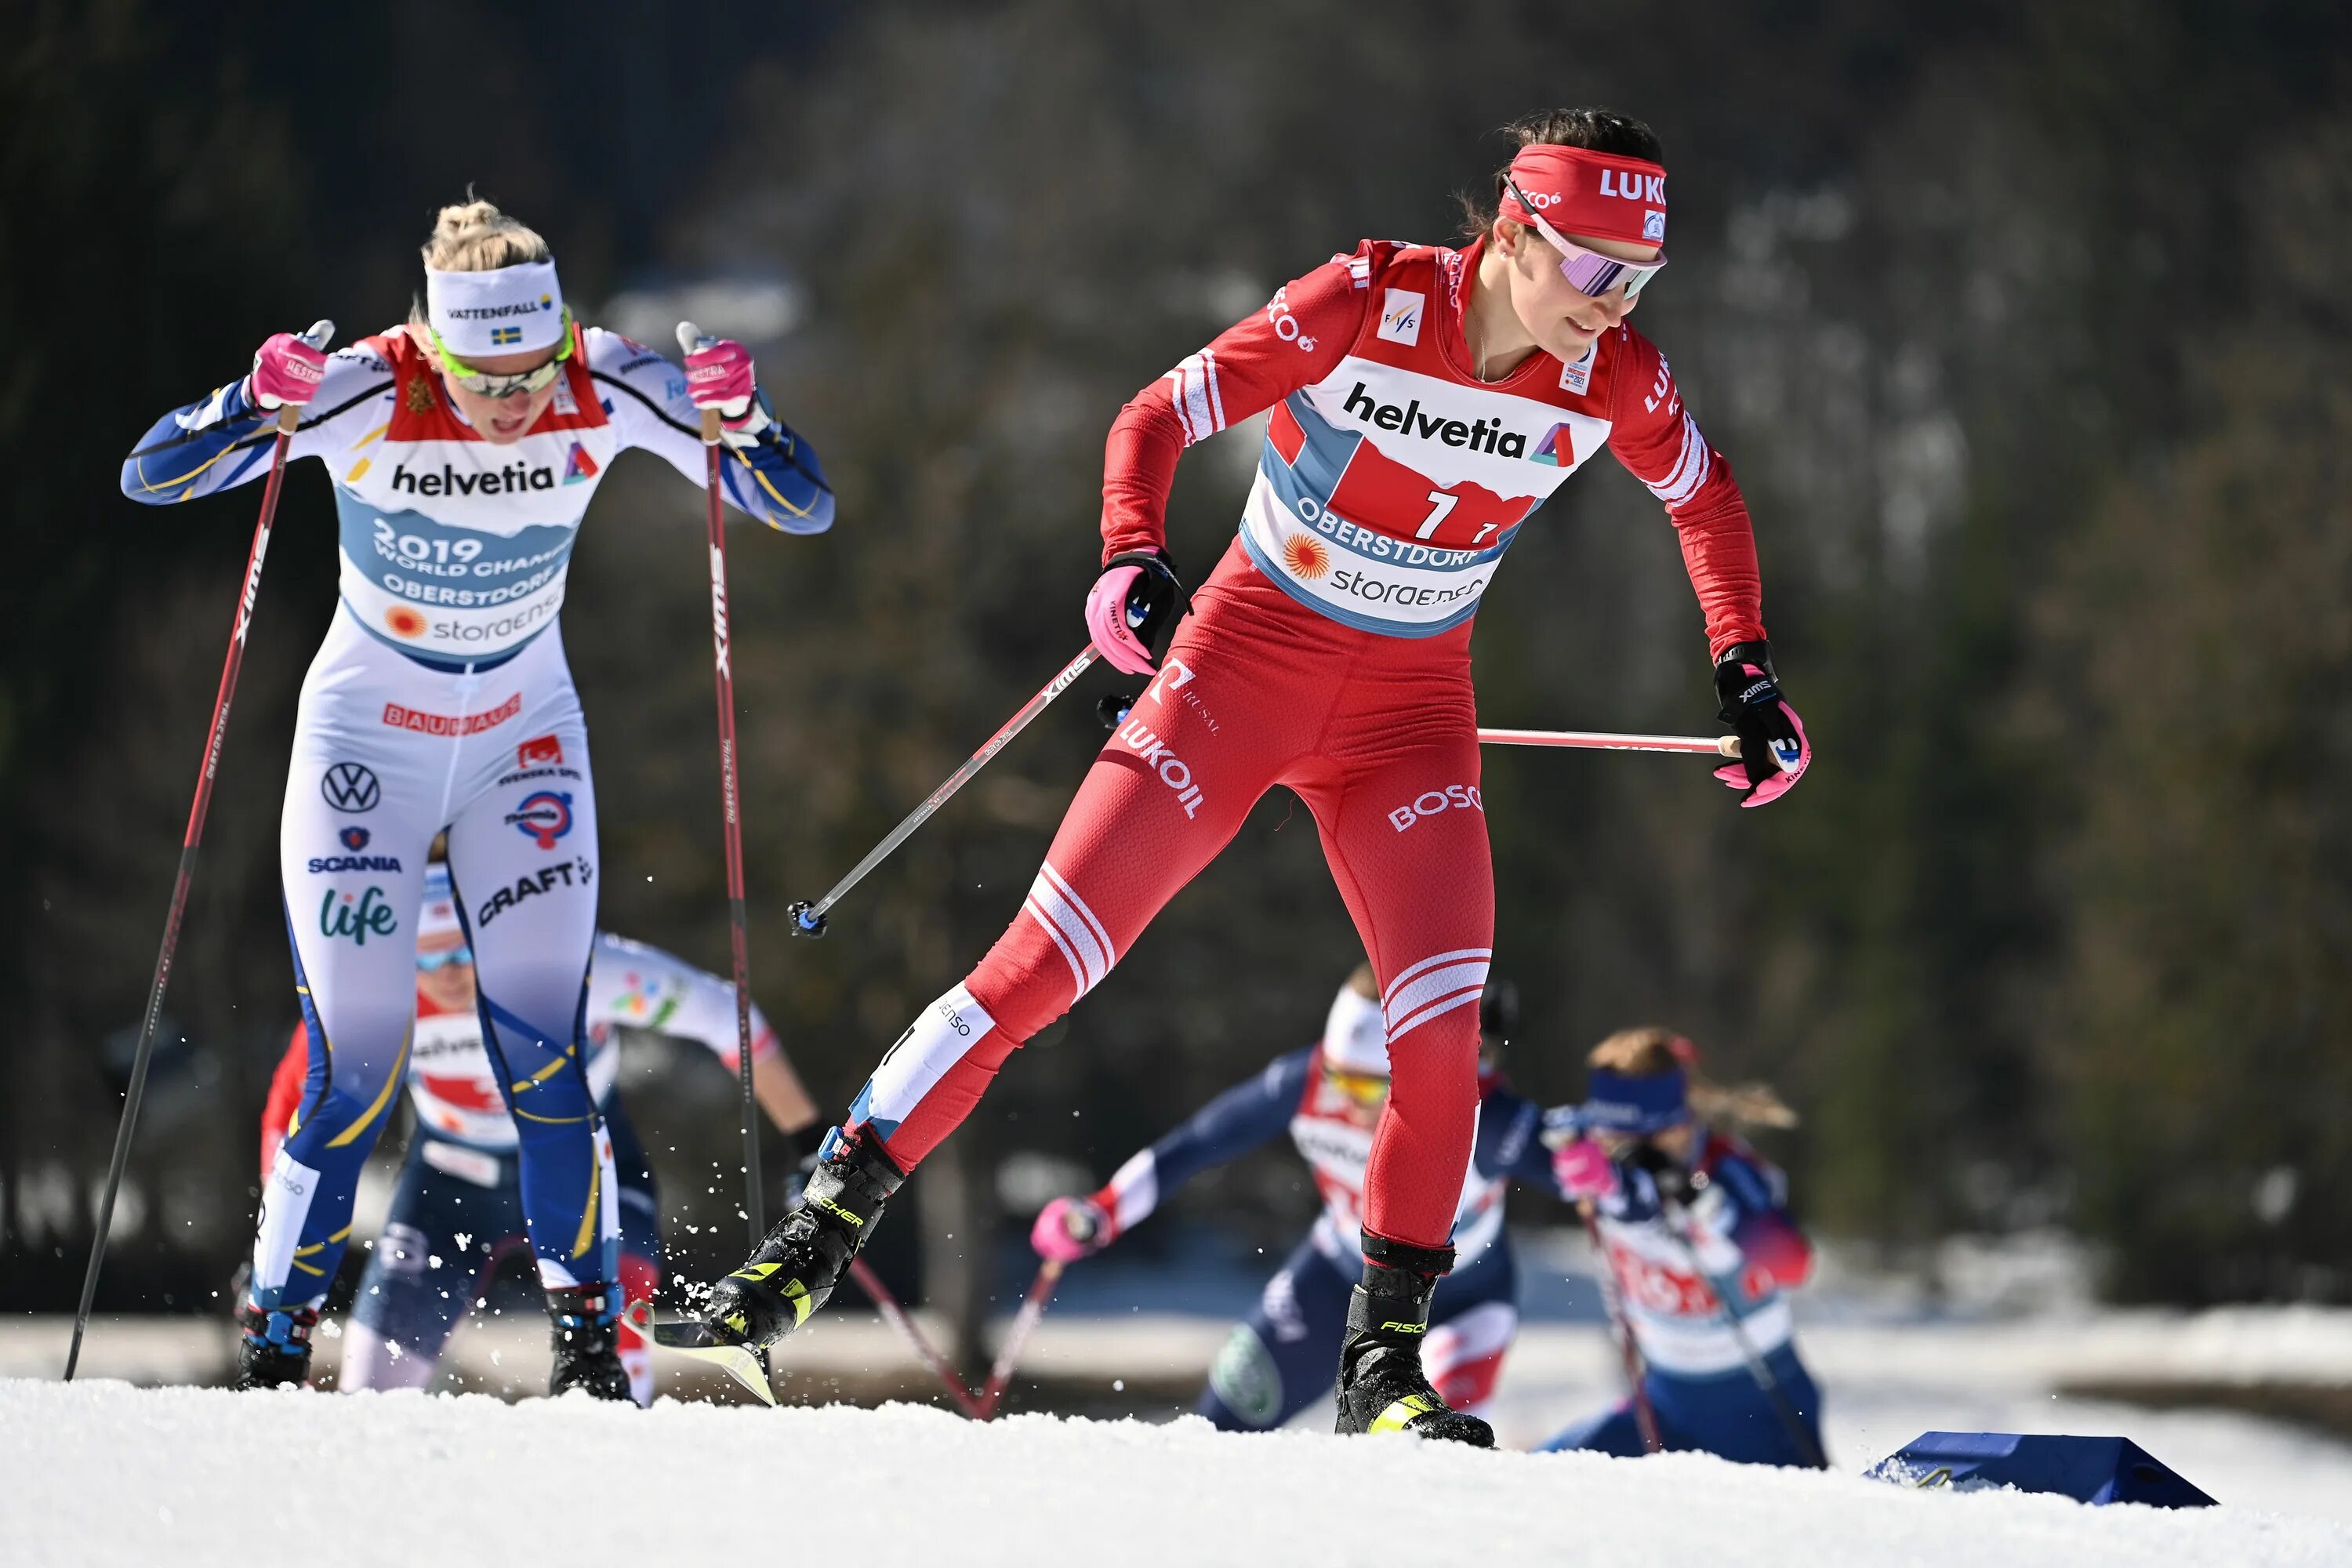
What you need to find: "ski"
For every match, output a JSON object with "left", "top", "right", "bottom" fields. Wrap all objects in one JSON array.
[{"left": 626, "top": 1298, "right": 778, "bottom": 1406}]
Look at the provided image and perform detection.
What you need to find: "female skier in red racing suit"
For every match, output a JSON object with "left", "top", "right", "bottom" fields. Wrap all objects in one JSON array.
[{"left": 698, "top": 107, "right": 1810, "bottom": 1447}]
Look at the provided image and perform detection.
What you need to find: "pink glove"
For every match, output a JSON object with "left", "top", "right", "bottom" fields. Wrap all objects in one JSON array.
[
  {"left": 250, "top": 332, "right": 328, "bottom": 411},
  {"left": 1552, "top": 1138, "right": 1619, "bottom": 1203},
  {"left": 1031, "top": 1196, "right": 1112, "bottom": 1263},
  {"left": 1083, "top": 564, "right": 1157, "bottom": 677},
  {"left": 1711, "top": 643, "right": 1810, "bottom": 808},
  {"left": 683, "top": 338, "right": 761, "bottom": 428}
]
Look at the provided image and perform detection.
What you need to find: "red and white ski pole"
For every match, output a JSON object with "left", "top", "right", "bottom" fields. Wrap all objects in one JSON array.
[
  {"left": 677, "top": 321, "right": 768, "bottom": 1254},
  {"left": 848, "top": 1256, "right": 986, "bottom": 1417},
  {"left": 1478, "top": 728, "right": 1740, "bottom": 757},
  {"left": 787, "top": 643, "right": 1099, "bottom": 937},
  {"left": 1579, "top": 1203, "right": 1664, "bottom": 1454},
  {"left": 64, "top": 321, "right": 334, "bottom": 1381},
  {"left": 975, "top": 1258, "right": 1064, "bottom": 1420}
]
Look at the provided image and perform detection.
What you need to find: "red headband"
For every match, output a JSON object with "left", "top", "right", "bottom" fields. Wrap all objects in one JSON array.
[{"left": 1496, "top": 143, "right": 1668, "bottom": 249}]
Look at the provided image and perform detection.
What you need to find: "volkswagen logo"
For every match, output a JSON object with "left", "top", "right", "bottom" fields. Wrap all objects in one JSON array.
[{"left": 321, "top": 761, "right": 383, "bottom": 813}]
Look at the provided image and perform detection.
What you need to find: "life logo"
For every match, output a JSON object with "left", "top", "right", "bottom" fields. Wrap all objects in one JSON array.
[
  {"left": 506, "top": 790, "right": 574, "bottom": 850},
  {"left": 319, "top": 884, "right": 398, "bottom": 946}
]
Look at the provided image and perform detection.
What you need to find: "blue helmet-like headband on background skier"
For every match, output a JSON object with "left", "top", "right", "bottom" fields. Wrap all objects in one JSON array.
[
  {"left": 416, "top": 863, "right": 471, "bottom": 971},
  {"left": 1580, "top": 1066, "right": 1690, "bottom": 1136}
]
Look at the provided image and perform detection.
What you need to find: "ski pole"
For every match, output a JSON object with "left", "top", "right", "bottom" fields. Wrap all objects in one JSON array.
[
  {"left": 64, "top": 321, "right": 334, "bottom": 1381},
  {"left": 975, "top": 1257, "right": 1063, "bottom": 1420},
  {"left": 847, "top": 1256, "right": 985, "bottom": 1417},
  {"left": 787, "top": 644, "right": 1099, "bottom": 937},
  {"left": 1095, "top": 695, "right": 1738, "bottom": 760},
  {"left": 1477, "top": 728, "right": 1740, "bottom": 757},
  {"left": 677, "top": 322, "right": 767, "bottom": 1253},
  {"left": 1659, "top": 1203, "right": 1828, "bottom": 1469},
  {"left": 1577, "top": 1203, "right": 1664, "bottom": 1454}
]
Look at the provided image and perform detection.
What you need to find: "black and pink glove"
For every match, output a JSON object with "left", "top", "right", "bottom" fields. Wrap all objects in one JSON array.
[
  {"left": 1030, "top": 1195, "right": 1114, "bottom": 1263},
  {"left": 1082, "top": 548, "right": 1185, "bottom": 677},
  {"left": 1712, "top": 641, "right": 1809, "bottom": 808}
]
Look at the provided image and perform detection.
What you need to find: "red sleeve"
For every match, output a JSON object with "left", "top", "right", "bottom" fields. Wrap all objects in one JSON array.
[
  {"left": 259, "top": 1023, "right": 310, "bottom": 1181},
  {"left": 1605, "top": 327, "right": 1766, "bottom": 661},
  {"left": 1098, "top": 243, "right": 1376, "bottom": 562},
  {"left": 1733, "top": 1211, "right": 1815, "bottom": 1291}
]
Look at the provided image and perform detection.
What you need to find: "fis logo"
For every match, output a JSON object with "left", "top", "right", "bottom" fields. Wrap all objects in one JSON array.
[
  {"left": 1643, "top": 209, "right": 1667, "bottom": 241},
  {"left": 1375, "top": 288, "right": 1425, "bottom": 347}
]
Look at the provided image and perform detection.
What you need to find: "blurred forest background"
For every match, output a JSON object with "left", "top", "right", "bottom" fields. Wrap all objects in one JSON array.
[{"left": 5, "top": 0, "right": 2349, "bottom": 1337}]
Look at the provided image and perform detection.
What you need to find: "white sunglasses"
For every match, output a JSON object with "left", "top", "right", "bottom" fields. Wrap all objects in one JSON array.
[{"left": 1507, "top": 179, "right": 1668, "bottom": 299}]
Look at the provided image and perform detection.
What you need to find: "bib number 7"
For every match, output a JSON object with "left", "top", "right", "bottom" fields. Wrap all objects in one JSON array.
[{"left": 1414, "top": 490, "right": 1458, "bottom": 539}]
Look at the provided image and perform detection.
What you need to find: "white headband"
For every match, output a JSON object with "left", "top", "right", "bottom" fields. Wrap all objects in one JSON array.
[
  {"left": 1323, "top": 983, "right": 1389, "bottom": 1076},
  {"left": 424, "top": 258, "right": 565, "bottom": 359}
]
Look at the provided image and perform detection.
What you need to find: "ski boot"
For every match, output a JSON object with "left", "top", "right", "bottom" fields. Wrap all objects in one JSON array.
[
  {"left": 703, "top": 1134, "right": 902, "bottom": 1348},
  {"left": 547, "top": 1284, "right": 634, "bottom": 1400},
  {"left": 234, "top": 1299, "right": 318, "bottom": 1391},
  {"left": 1333, "top": 1234, "right": 1494, "bottom": 1446}
]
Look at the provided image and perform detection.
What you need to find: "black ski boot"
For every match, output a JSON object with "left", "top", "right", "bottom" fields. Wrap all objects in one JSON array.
[
  {"left": 1333, "top": 1235, "right": 1494, "bottom": 1446},
  {"left": 546, "top": 1284, "right": 634, "bottom": 1401},
  {"left": 703, "top": 1135, "right": 902, "bottom": 1348},
  {"left": 234, "top": 1300, "right": 317, "bottom": 1391}
]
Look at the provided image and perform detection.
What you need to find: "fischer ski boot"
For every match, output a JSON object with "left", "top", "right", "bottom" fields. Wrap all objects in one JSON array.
[
  {"left": 234, "top": 1300, "right": 318, "bottom": 1391},
  {"left": 1333, "top": 1235, "right": 1494, "bottom": 1446},
  {"left": 703, "top": 1135, "right": 902, "bottom": 1348},
  {"left": 546, "top": 1284, "right": 634, "bottom": 1400}
]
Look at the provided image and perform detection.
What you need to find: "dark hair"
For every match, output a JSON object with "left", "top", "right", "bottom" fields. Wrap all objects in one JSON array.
[{"left": 1457, "top": 107, "right": 1666, "bottom": 242}]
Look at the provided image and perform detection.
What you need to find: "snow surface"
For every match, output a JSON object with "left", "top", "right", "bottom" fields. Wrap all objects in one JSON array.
[{"left": 3, "top": 1378, "right": 2347, "bottom": 1568}]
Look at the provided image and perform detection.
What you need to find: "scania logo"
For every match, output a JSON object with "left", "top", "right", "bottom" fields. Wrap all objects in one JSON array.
[{"left": 321, "top": 761, "right": 382, "bottom": 813}]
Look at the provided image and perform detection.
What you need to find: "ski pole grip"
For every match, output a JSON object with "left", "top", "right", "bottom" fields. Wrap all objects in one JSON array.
[
  {"left": 277, "top": 320, "right": 337, "bottom": 434},
  {"left": 1719, "top": 735, "right": 1743, "bottom": 759},
  {"left": 677, "top": 321, "right": 725, "bottom": 443}
]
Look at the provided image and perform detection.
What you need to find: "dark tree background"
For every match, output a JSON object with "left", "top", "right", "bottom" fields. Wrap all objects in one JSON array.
[{"left": 5, "top": 0, "right": 2347, "bottom": 1319}]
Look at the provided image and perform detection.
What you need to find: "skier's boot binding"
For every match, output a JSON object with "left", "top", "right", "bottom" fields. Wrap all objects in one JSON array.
[
  {"left": 546, "top": 1283, "right": 634, "bottom": 1400},
  {"left": 1334, "top": 1233, "right": 1494, "bottom": 1446},
  {"left": 234, "top": 1299, "right": 318, "bottom": 1391},
  {"left": 704, "top": 1134, "right": 903, "bottom": 1349}
]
